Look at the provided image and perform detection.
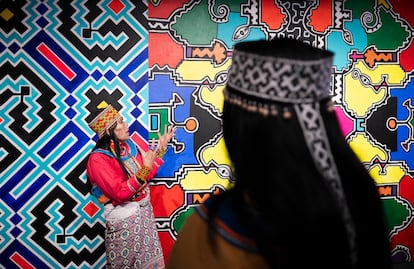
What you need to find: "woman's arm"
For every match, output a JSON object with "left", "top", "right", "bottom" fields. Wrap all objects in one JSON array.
[{"left": 86, "top": 152, "right": 144, "bottom": 204}]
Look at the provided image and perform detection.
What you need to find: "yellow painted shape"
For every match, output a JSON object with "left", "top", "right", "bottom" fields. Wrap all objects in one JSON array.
[
  {"left": 199, "top": 84, "right": 225, "bottom": 114},
  {"left": 0, "top": 8, "right": 13, "bottom": 21},
  {"left": 176, "top": 59, "right": 231, "bottom": 81},
  {"left": 201, "top": 136, "right": 233, "bottom": 169},
  {"left": 179, "top": 169, "right": 233, "bottom": 191},
  {"left": 180, "top": 136, "right": 234, "bottom": 191},
  {"left": 349, "top": 133, "right": 386, "bottom": 162},
  {"left": 343, "top": 62, "right": 405, "bottom": 117},
  {"left": 377, "top": 0, "right": 391, "bottom": 10},
  {"left": 368, "top": 165, "right": 405, "bottom": 185},
  {"left": 97, "top": 101, "right": 109, "bottom": 109},
  {"left": 349, "top": 133, "right": 404, "bottom": 184}
]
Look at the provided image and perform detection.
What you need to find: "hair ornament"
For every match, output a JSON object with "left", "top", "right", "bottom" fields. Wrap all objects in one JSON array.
[
  {"left": 282, "top": 107, "right": 292, "bottom": 119},
  {"left": 327, "top": 100, "right": 335, "bottom": 112}
]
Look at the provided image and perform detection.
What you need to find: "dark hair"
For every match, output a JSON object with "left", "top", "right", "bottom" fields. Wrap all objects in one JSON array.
[
  {"left": 91, "top": 124, "right": 131, "bottom": 178},
  {"left": 205, "top": 96, "right": 391, "bottom": 268}
]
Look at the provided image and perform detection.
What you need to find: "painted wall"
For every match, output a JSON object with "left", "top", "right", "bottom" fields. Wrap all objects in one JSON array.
[{"left": 0, "top": 0, "right": 413, "bottom": 268}]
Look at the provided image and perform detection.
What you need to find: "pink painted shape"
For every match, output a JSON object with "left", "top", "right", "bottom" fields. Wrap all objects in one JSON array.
[{"left": 334, "top": 107, "right": 354, "bottom": 137}]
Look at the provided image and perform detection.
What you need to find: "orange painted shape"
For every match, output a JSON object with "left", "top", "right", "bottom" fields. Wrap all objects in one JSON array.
[
  {"left": 364, "top": 47, "right": 393, "bottom": 68},
  {"left": 184, "top": 118, "right": 197, "bottom": 132},
  {"left": 378, "top": 186, "right": 392, "bottom": 197}
]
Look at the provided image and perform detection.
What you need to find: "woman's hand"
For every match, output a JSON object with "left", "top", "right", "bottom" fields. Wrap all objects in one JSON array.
[
  {"left": 155, "top": 125, "right": 176, "bottom": 158},
  {"left": 139, "top": 125, "right": 176, "bottom": 167},
  {"left": 158, "top": 125, "right": 176, "bottom": 149}
]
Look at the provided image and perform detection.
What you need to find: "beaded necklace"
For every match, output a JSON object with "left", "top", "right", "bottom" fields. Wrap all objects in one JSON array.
[{"left": 109, "top": 140, "right": 142, "bottom": 178}]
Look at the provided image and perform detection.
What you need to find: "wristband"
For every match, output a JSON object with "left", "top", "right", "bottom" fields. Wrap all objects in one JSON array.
[
  {"left": 136, "top": 166, "right": 151, "bottom": 180},
  {"left": 157, "top": 147, "right": 167, "bottom": 159}
]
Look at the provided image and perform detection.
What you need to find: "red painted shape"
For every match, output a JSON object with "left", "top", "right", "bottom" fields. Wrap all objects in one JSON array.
[
  {"left": 83, "top": 201, "right": 100, "bottom": 218},
  {"left": 150, "top": 184, "right": 184, "bottom": 217},
  {"left": 149, "top": 33, "right": 185, "bottom": 69},
  {"left": 261, "top": 0, "right": 286, "bottom": 30},
  {"left": 10, "top": 253, "right": 35, "bottom": 269},
  {"left": 148, "top": 0, "right": 191, "bottom": 19},
  {"left": 309, "top": 0, "right": 333, "bottom": 33},
  {"left": 108, "top": 0, "right": 124, "bottom": 14},
  {"left": 400, "top": 44, "right": 414, "bottom": 72},
  {"left": 388, "top": 0, "right": 414, "bottom": 72},
  {"left": 158, "top": 231, "right": 175, "bottom": 264},
  {"left": 38, "top": 43, "right": 75, "bottom": 80}
]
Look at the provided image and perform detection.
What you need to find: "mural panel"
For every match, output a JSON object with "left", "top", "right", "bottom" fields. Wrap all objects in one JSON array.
[
  {"left": 0, "top": 0, "right": 413, "bottom": 268},
  {"left": 147, "top": 0, "right": 414, "bottom": 265}
]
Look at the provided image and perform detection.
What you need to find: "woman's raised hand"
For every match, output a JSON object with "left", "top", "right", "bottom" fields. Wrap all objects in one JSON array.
[
  {"left": 139, "top": 138, "right": 158, "bottom": 168},
  {"left": 157, "top": 125, "right": 176, "bottom": 150}
]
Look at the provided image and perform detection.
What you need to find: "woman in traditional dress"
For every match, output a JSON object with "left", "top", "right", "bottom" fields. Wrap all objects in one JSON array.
[{"left": 86, "top": 103, "right": 175, "bottom": 269}]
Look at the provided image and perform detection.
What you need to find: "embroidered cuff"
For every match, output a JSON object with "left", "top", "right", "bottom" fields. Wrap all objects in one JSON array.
[
  {"left": 127, "top": 179, "right": 138, "bottom": 193},
  {"left": 136, "top": 166, "right": 151, "bottom": 180},
  {"left": 156, "top": 147, "right": 167, "bottom": 159}
]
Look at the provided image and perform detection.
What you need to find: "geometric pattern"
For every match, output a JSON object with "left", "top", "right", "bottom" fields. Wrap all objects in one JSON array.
[
  {"left": 1, "top": 1, "right": 148, "bottom": 268},
  {"left": 1, "top": 0, "right": 414, "bottom": 268},
  {"left": 147, "top": 0, "right": 414, "bottom": 266}
]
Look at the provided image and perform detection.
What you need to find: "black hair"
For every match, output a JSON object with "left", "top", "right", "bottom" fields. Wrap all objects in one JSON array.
[
  {"left": 205, "top": 96, "right": 391, "bottom": 268},
  {"left": 91, "top": 124, "right": 131, "bottom": 178}
]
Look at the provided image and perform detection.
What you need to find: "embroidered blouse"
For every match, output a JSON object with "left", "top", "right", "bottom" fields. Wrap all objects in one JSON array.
[{"left": 86, "top": 139, "right": 163, "bottom": 206}]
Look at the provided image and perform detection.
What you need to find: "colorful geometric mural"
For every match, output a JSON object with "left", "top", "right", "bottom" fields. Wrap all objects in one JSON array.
[
  {"left": 147, "top": 0, "right": 414, "bottom": 265},
  {"left": 0, "top": 0, "right": 413, "bottom": 268}
]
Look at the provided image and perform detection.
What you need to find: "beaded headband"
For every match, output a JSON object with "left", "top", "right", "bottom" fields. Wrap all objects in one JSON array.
[
  {"left": 88, "top": 104, "right": 121, "bottom": 138},
  {"left": 224, "top": 38, "right": 357, "bottom": 264}
]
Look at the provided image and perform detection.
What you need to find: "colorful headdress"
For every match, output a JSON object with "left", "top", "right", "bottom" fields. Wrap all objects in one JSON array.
[
  {"left": 224, "top": 38, "right": 357, "bottom": 264},
  {"left": 88, "top": 103, "right": 121, "bottom": 138}
]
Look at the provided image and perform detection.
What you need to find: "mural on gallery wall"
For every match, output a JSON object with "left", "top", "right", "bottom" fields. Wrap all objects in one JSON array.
[
  {"left": 0, "top": 1, "right": 150, "bottom": 268},
  {"left": 0, "top": 0, "right": 413, "bottom": 268},
  {"left": 147, "top": 0, "right": 414, "bottom": 265}
]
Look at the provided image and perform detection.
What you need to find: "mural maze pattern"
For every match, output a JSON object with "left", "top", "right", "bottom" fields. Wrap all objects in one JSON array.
[{"left": 0, "top": 0, "right": 414, "bottom": 268}]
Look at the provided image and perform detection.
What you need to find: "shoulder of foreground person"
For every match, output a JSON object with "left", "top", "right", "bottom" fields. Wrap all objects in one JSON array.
[{"left": 166, "top": 209, "right": 270, "bottom": 269}]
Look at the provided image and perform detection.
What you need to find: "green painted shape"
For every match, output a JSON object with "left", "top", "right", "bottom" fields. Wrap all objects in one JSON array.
[
  {"left": 173, "top": 207, "right": 195, "bottom": 233},
  {"left": 171, "top": 0, "right": 217, "bottom": 45},
  {"left": 344, "top": 0, "right": 375, "bottom": 19},
  {"left": 382, "top": 198, "right": 410, "bottom": 234},
  {"left": 367, "top": 9, "right": 409, "bottom": 50},
  {"left": 148, "top": 107, "right": 169, "bottom": 139}
]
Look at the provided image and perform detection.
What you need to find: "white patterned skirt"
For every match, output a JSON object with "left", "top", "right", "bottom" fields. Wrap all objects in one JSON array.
[{"left": 104, "top": 193, "right": 165, "bottom": 269}]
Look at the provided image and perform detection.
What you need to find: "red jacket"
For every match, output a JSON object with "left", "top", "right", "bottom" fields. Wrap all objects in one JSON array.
[{"left": 86, "top": 139, "right": 163, "bottom": 205}]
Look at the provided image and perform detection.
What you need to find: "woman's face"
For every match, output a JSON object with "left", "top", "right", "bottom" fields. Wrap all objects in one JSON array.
[{"left": 112, "top": 117, "right": 129, "bottom": 141}]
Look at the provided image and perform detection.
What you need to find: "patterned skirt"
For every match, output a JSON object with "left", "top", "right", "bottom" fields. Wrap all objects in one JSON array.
[{"left": 105, "top": 197, "right": 165, "bottom": 269}]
